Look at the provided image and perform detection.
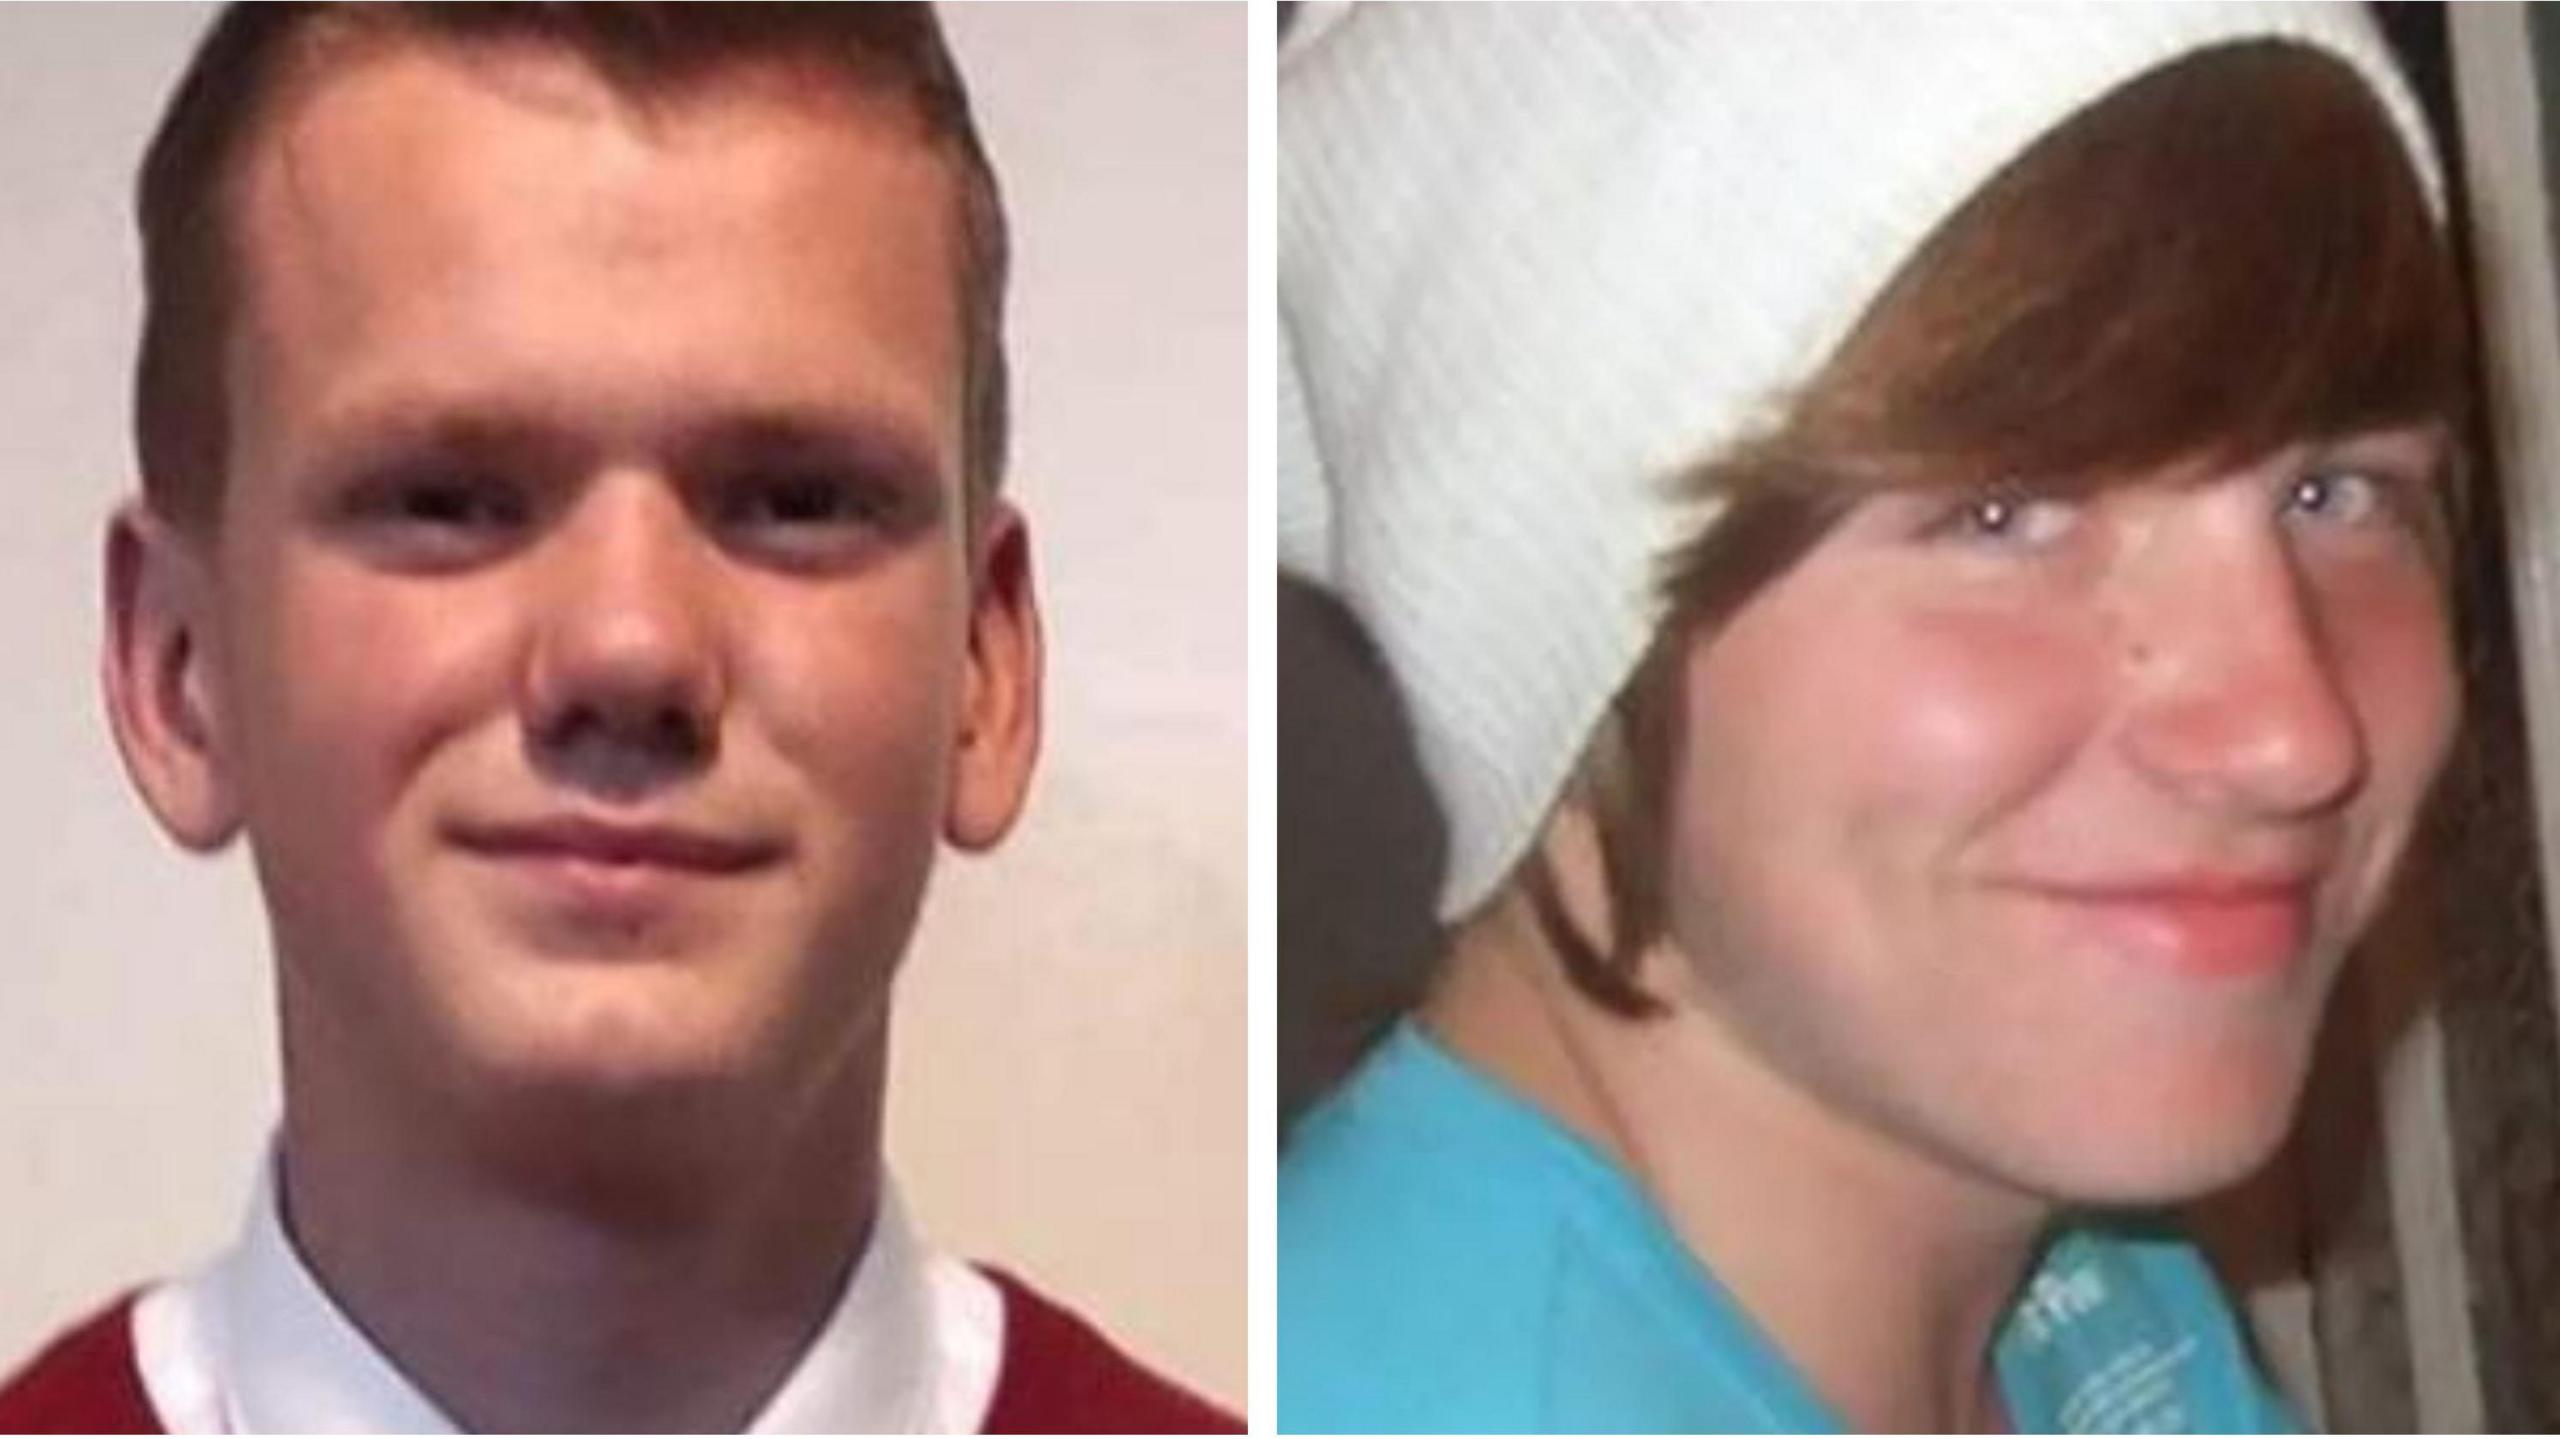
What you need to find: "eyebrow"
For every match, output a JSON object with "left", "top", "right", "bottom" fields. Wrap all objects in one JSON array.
[{"left": 299, "top": 396, "right": 950, "bottom": 498}]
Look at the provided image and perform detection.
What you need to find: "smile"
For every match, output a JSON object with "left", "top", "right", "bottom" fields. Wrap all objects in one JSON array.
[
  {"left": 448, "top": 816, "right": 783, "bottom": 873},
  {"left": 2000, "top": 873, "right": 2318, "bottom": 981},
  {"left": 445, "top": 816, "right": 785, "bottom": 923}
]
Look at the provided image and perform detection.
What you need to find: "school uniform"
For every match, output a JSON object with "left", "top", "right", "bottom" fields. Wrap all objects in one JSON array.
[{"left": 0, "top": 1171, "right": 1235, "bottom": 1434}]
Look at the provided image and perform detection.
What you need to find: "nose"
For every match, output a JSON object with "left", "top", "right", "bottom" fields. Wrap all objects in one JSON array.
[
  {"left": 521, "top": 470, "right": 727, "bottom": 796},
  {"left": 2118, "top": 529, "right": 2366, "bottom": 819}
]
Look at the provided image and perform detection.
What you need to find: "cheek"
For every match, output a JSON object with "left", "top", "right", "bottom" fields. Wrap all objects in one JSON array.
[
  {"left": 213, "top": 562, "right": 522, "bottom": 998},
  {"left": 224, "top": 561, "right": 513, "bottom": 841},
  {"left": 741, "top": 589, "right": 968, "bottom": 994},
  {"left": 1658, "top": 587, "right": 2102, "bottom": 1079},
  {"left": 1844, "top": 604, "right": 2098, "bottom": 814},
  {"left": 2324, "top": 568, "right": 2458, "bottom": 791},
  {"left": 760, "top": 634, "right": 949, "bottom": 796},
  {"left": 2316, "top": 565, "right": 2458, "bottom": 922},
  {"left": 1681, "top": 589, "right": 2100, "bottom": 890},
  {"left": 743, "top": 572, "right": 970, "bottom": 840},
  {"left": 1658, "top": 588, "right": 2106, "bottom": 1115}
]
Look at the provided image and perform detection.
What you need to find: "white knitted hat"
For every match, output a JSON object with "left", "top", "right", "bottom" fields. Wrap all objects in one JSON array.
[{"left": 1279, "top": 3, "right": 2443, "bottom": 921}]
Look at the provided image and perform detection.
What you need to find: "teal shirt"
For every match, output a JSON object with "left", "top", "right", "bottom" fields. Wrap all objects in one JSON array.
[{"left": 1280, "top": 1023, "right": 2301, "bottom": 1434}]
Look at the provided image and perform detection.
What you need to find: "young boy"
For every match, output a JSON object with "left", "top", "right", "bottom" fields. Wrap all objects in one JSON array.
[
  {"left": 0, "top": 5, "right": 1236, "bottom": 1432},
  {"left": 1281, "top": 4, "right": 2458, "bottom": 1431}
]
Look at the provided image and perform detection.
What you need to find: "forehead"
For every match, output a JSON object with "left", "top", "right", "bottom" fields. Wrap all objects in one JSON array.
[{"left": 221, "top": 41, "right": 964, "bottom": 482}]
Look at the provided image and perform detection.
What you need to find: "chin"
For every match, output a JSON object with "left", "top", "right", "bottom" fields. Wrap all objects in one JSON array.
[
  {"left": 432, "top": 985, "right": 799, "bottom": 1206},
  {"left": 2002, "top": 1058, "right": 2313, "bottom": 1207},
  {"left": 457, "top": 936, "right": 886, "bottom": 1107},
  {"left": 403, "top": 876, "right": 787, "bottom": 1080},
  {"left": 454, "top": 971, "right": 769, "bottom": 1104}
]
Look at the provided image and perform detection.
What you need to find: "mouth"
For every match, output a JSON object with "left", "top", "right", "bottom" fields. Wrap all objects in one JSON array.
[
  {"left": 445, "top": 816, "right": 786, "bottom": 922},
  {"left": 1999, "top": 871, "right": 2320, "bottom": 981},
  {"left": 449, "top": 816, "right": 783, "bottom": 872}
]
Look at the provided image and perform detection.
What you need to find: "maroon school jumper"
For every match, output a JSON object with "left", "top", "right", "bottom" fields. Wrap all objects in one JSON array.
[{"left": 0, "top": 1268, "right": 1239, "bottom": 1434}]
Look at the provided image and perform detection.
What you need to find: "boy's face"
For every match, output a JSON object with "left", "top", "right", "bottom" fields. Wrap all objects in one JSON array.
[
  {"left": 1658, "top": 431, "right": 2455, "bottom": 1205},
  {"left": 112, "top": 46, "right": 1037, "bottom": 1120}
]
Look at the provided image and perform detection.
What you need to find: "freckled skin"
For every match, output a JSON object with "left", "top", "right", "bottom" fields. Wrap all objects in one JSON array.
[{"left": 1661, "top": 438, "right": 2455, "bottom": 1203}]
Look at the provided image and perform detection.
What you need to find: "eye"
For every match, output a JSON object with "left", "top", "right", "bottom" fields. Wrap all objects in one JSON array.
[
  {"left": 2284, "top": 467, "right": 2388, "bottom": 527},
  {"left": 337, "top": 468, "right": 531, "bottom": 569},
  {"left": 384, "top": 474, "right": 526, "bottom": 530},
  {"left": 1926, "top": 483, "right": 2077, "bottom": 550},
  {"left": 712, "top": 468, "right": 909, "bottom": 567},
  {"left": 725, "top": 471, "right": 886, "bottom": 528}
]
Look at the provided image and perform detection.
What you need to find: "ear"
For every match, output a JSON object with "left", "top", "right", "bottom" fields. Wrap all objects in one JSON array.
[
  {"left": 101, "top": 500, "right": 242, "bottom": 852},
  {"left": 943, "top": 500, "right": 1043, "bottom": 852}
]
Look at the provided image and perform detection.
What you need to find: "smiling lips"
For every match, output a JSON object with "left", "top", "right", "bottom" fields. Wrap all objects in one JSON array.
[
  {"left": 448, "top": 816, "right": 783, "bottom": 916},
  {"left": 2004, "top": 872, "right": 2319, "bottom": 980},
  {"left": 455, "top": 817, "right": 778, "bottom": 870}
]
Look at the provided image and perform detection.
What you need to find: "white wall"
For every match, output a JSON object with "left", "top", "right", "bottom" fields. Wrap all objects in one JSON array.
[{"left": 0, "top": 2, "right": 1244, "bottom": 1408}]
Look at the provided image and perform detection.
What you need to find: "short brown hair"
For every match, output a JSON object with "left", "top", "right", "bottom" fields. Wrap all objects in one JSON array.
[
  {"left": 135, "top": 2, "right": 1010, "bottom": 531},
  {"left": 1525, "top": 42, "right": 2469, "bottom": 1017}
]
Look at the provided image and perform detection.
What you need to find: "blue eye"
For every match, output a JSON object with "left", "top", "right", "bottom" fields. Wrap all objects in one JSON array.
[
  {"left": 1929, "top": 484, "right": 2077, "bottom": 549},
  {"left": 2285, "top": 468, "right": 2386, "bottom": 526}
]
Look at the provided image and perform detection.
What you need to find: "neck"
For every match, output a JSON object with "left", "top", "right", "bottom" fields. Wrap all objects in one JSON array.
[
  {"left": 278, "top": 1013, "right": 888, "bottom": 1434},
  {"left": 1426, "top": 894, "right": 2048, "bottom": 1433}
]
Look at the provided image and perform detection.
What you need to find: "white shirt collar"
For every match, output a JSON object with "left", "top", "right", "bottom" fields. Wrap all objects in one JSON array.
[{"left": 130, "top": 1157, "right": 1004, "bottom": 1434}]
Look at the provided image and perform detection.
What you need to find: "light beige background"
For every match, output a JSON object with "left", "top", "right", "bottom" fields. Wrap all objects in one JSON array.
[{"left": 0, "top": 1, "right": 1244, "bottom": 1408}]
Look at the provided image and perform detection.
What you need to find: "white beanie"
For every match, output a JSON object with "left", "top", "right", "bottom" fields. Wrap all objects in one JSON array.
[{"left": 1279, "top": 3, "right": 2444, "bottom": 921}]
